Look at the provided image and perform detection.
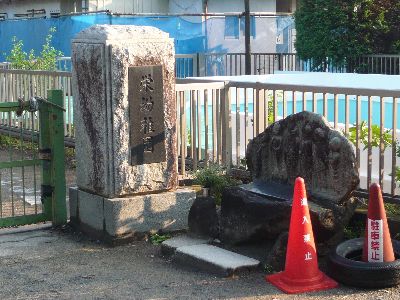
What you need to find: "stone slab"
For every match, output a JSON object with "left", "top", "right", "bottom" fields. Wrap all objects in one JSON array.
[
  {"left": 72, "top": 25, "right": 177, "bottom": 198},
  {"left": 69, "top": 188, "right": 196, "bottom": 243},
  {"left": 173, "top": 244, "right": 260, "bottom": 277},
  {"left": 161, "top": 235, "right": 209, "bottom": 256}
]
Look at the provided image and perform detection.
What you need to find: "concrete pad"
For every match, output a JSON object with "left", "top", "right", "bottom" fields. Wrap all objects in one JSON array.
[
  {"left": 69, "top": 188, "right": 195, "bottom": 243},
  {"left": 161, "top": 235, "right": 209, "bottom": 256},
  {"left": 104, "top": 188, "right": 196, "bottom": 237},
  {"left": 174, "top": 244, "right": 260, "bottom": 277}
]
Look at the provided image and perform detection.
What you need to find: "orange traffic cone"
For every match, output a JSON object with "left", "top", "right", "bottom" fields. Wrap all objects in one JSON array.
[
  {"left": 266, "top": 177, "right": 338, "bottom": 294},
  {"left": 362, "top": 183, "right": 395, "bottom": 262}
]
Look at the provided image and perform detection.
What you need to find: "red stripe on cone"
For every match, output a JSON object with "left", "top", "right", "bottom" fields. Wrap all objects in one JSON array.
[
  {"left": 362, "top": 183, "right": 395, "bottom": 262},
  {"left": 266, "top": 177, "right": 338, "bottom": 294}
]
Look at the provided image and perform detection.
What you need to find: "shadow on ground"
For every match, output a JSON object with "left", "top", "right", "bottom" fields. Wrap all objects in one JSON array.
[{"left": 0, "top": 224, "right": 397, "bottom": 300}]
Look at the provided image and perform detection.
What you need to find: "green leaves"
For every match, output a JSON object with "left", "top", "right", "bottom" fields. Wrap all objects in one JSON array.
[
  {"left": 6, "top": 27, "right": 63, "bottom": 71},
  {"left": 150, "top": 233, "right": 171, "bottom": 245},
  {"left": 295, "top": 0, "right": 400, "bottom": 70},
  {"left": 193, "top": 164, "right": 240, "bottom": 205},
  {"left": 344, "top": 122, "right": 400, "bottom": 188},
  {"left": 345, "top": 121, "right": 392, "bottom": 150}
]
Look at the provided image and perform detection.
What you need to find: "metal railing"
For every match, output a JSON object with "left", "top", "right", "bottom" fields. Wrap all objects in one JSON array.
[
  {"left": 0, "top": 69, "right": 74, "bottom": 143},
  {"left": 348, "top": 55, "right": 400, "bottom": 75},
  {"left": 202, "top": 53, "right": 306, "bottom": 76},
  {"left": 3, "top": 52, "right": 397, "bottom": 77},
  {"left": 175, "top": 77, "right": 400, "bottom": 203},
  {"left": 1, "top": 63, "right": 400, "bottom": 205},
  {"left": 0, "top": 62, "right": 11, "bottom": 70}
]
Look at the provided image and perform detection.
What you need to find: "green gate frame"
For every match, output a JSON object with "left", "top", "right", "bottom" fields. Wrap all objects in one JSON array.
[{"left": 0, "top": 90, "right": 67, "bottom": 227}]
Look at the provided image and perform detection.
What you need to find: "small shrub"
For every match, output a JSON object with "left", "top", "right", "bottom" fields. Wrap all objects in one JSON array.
[
  {"left": 6, "top": 27, "right": 63, "bottom": 71},
  {"left": 193, "top": 164, "right": 240, "bottom": 205},
  {"left": 345, "top": 121, "right": 392, "bottom": 151},
  {"left": 343, "top": 220, "right": 364, "bottom": 240},
  {"left": 385, "top": 203, "right": 400, "bottom": 216}
]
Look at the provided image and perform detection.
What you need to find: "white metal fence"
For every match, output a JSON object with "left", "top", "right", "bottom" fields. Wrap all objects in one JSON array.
[
  {"left": 0, "top": 69, "right": 74, "bottom": 143},
  {"left": 1, "top": 67, "right": 400, "bottom": 202},
  {"left": 175, "top": 76, "right": 400, "bottom": 203}
]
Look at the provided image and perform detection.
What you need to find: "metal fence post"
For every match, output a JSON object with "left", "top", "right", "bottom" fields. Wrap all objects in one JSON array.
[
  {"left": 39, "top": 93, "right": 52, "bottom": 221},
  {"left": 48, "top": 89, "right": 67, "bottom": 226},
  {"left": 221, "top": 82, "right": 232, "bottom": 169}
]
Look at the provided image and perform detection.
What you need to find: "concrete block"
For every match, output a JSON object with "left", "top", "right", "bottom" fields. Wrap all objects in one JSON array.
[
  {"left": 77, "top": 190, "right": 104, "bottom": 231},
  {"left": 104, "top": 188, "right": 196, "bottom": 237},
  {"left": 161, "top": 235, "right": 209, "bottom": 256},
  {"left": 174, "top": 244, "right": 260, "bottom": 277}
]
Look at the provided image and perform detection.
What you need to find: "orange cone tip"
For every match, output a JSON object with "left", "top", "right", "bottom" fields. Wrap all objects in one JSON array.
[
  {"left": 362, "top": 183, "right": 395, "bottom": 262},
  {"left": 266, "top": 177, "right": 338, "bottom": 294}
]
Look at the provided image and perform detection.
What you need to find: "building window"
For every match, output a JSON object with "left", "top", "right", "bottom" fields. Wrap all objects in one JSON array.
[
  {"left": 224, "top": 16, "right": 239, "bottom": 39},
  {"left": 82, "top": 0, "right": 89, "bottom": 12},
  {"left": 240, "top": 16, "right": 256, "bottom": 38},
  {"left": 277, "top": 0, "right": 293, "bottom": 13},
  {"left": 225, "top": 16, "right": 256, "bottom": 39}
]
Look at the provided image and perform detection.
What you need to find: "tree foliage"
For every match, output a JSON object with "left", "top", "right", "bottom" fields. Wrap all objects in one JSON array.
[
  {"left": 295, "top": 0, "right": 400, "bottom": 71},
  {"left": 6, "top": 27, "right": 63, "bottom": 71}
]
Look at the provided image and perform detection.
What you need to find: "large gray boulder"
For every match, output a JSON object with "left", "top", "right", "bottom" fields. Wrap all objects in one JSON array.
[
  {"left": 246, "top": 111, "right": 359, "bottom": 204},
  {"left": 220, "top": 111, "right": 360, "bottom": 249}
]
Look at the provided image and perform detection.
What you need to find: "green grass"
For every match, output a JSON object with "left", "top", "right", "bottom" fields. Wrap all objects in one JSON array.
[
  {"left": 150, "top": 233, "right": 171, "bottom": 245},
  {"left": 193, "top": 164, "right": 241, "bottom": 205},
  {"left": 0, "top": 134, "right": 38, "bottom": 151}
]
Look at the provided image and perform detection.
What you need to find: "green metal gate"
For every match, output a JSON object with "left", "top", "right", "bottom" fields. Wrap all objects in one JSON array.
[{"left": 0, "top": 90, "right": 67, "bottom": 227}]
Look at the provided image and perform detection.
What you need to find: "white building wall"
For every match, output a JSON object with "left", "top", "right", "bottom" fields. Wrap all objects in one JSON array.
[
  {"left": 207, "top": 0, "right": 275, "bottom": 13},
  {"left": 88, "top": 0, "right": 169, "bottom": 13},
  {"left": 0, "top": 0, "right": 61, "bottom": 19},
  {"left": 205, "top": 0, "right": 278, "bottom": 53},
  {"left": 169, "top": 0, "right": 279, "bottom": 53}
]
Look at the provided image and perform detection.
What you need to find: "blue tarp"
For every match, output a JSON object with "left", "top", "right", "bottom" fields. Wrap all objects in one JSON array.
[
  {"left": 0, "top": 13, "right": 295, "bottom": 77},
  {"left": 0, "top": 13, "right": 205, "bottom": 61}
]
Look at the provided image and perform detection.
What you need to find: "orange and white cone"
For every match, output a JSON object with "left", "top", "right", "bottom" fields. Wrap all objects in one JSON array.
[
  {"left": 362, "top": 183, "right": 395, "bottom": 262},
  {"left": 266, "top": 177, "right": 338, "bottom": 294}
]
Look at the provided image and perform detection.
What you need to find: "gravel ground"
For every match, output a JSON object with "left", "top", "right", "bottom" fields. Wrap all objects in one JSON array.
[
  {"left": 0, "top": 225, "right": 399, "bottom": 300},
  {"left": 1, "top": 149, "right": 400, "bottom": 299}
]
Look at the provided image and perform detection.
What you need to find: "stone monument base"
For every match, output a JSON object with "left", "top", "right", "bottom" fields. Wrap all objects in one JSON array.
[{"left": 69, "top": 187, "right": 196, "bottom": 244}]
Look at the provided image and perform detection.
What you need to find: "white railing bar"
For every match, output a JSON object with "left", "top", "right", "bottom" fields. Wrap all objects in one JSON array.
[
  {"left": 175, "top": 81, "right": 225, "bottom": 91},
  {"left": 226, "top": 81, "right": 400, "bottom": 98}
]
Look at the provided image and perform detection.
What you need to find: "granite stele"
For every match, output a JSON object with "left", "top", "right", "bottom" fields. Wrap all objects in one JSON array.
[{"left": 69, "top": 25, "right": 195, "bottom": 243}]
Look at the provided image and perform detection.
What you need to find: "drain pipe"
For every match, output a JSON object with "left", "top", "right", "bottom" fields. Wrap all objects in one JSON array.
[{"left": 244, "top": 0, "right": 251, "bottom": 75}]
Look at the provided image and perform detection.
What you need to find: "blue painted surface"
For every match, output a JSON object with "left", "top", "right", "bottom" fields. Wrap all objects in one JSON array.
[
  {"left": 184, "top": 93, "right": 399, "bottom": 150},
  {"left": 0, "top": 13, "right": 205, "bottom": 62}
]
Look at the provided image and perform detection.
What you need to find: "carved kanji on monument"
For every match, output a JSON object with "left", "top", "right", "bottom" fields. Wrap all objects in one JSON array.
[{"left": 129, "top": 65, "right": 166, "bottom": 166}]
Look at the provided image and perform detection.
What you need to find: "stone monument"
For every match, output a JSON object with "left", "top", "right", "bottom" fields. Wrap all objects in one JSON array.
[
  {"left": 220, "top": 111, "right": 360, "bottom": 250},
  {"left": 69, "top": 25, "right": 195, "bottom": 243}
]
